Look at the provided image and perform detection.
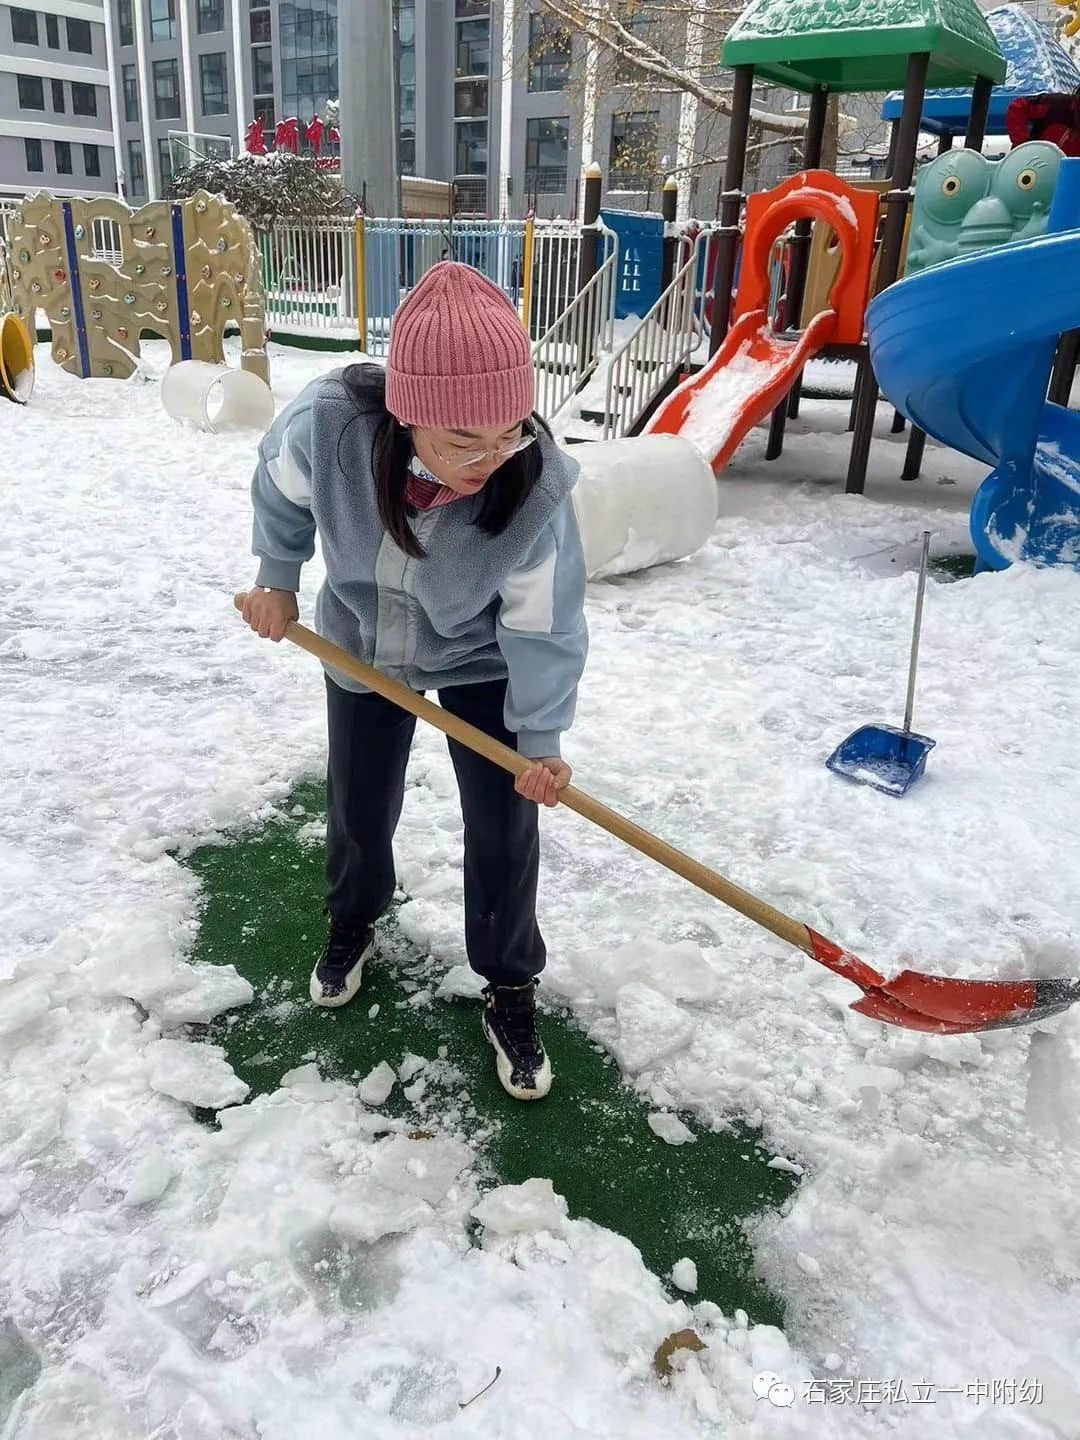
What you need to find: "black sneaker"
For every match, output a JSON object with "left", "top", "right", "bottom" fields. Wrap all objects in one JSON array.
[
  {"left": 310, "top": 920, "right": 374, "bottom": 1007},
  {"left": 481, "top": 981, "right": 553, "bottom": 1101}
]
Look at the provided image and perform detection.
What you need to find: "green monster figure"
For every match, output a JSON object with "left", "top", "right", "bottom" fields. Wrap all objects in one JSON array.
[{"left": 905, "top": 141, "right": 1062, "bottom": 276}]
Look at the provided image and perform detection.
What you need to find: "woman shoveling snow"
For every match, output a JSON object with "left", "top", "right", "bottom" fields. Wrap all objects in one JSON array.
[{"left": 241, "top": 262, "right": 588, "bottom": 1102}]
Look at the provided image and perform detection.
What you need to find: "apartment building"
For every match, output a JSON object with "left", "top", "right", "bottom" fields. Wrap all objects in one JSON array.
[{"left": 0, "top": 2, "right": 118, "bottom": 197}]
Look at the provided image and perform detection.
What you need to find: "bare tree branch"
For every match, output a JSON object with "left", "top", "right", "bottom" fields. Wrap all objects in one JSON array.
[{"left": 538, "top": 0, "right": 806, "bottom": 136}]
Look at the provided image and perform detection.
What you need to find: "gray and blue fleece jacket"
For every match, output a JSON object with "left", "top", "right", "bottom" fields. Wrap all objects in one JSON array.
[{"left": 251, "top": 369, "right": 588, "bottom": 758}]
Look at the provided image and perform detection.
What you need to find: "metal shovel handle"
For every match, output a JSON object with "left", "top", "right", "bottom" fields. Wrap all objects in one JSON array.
[{"left": 903, "top": 531, "right": 931, "bottom": 735}]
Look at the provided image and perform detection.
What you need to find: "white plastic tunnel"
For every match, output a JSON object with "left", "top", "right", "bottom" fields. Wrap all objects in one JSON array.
[{"left": 162, "top": 360, "right": 276, "bottom": 434}]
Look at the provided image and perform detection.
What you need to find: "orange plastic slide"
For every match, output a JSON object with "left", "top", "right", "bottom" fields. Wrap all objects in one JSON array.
[
  {"left": 644, "top": 171, "right": 881, "bottom": 474},
  {"left": 644, "top": 306, "right": 837, "bottom": 473}
]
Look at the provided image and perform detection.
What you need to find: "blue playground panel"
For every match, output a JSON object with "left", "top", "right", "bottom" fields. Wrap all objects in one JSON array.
[
  {"left": 882, "top": 3, "right": 1080, "bottom": 136},
  {"left": 601, "top": 210, "right": 664, "bottom": 318}
]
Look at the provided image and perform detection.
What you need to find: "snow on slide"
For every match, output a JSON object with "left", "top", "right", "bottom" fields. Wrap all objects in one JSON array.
[{"left": 677, "top": 344, "right": 776, "bottom": 457}]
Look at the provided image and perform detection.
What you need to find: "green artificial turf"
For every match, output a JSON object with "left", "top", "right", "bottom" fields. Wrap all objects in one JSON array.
[{"left": 188, "top": 780, "right": 797, "bottom": 1325}]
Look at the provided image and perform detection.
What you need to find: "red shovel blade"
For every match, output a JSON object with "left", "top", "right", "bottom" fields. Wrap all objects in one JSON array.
[
  {"left": 849, "top": 989, "right": 988, "bottom": 1034},
  {"left": 883, "top": 970, "right": 1080, "bottom": 1030}
]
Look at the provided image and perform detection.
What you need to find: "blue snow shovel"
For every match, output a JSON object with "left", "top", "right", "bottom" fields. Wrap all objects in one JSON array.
[{"left": 826, "top": 531, "right": 936, "bottom": 798}]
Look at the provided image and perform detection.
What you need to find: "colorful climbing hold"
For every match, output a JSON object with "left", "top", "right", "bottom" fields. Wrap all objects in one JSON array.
[{"left": 124, "top": 293, "right": 136, "bottom": 305}]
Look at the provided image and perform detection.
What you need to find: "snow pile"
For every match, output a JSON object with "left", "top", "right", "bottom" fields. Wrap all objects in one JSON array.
[
  {"left": 572, "top": 434, "right": 717, "bottom": 579},
  {"left": 3, "top": 340, "right": 1080, "bottom": 1437}
]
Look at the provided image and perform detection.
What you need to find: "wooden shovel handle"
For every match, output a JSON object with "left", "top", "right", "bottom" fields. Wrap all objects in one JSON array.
[{"left": 234, "top": 594, "right": 815, "bottom": 959}]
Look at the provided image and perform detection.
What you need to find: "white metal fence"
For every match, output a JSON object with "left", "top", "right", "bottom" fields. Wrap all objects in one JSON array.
[
  {"left": 603, "top": 235, "right": 704, "bottom": 438},
  {"left": 532, "top": 228, "right": 618, "bottom": 422}
]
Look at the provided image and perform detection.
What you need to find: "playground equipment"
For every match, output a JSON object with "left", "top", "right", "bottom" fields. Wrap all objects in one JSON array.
[
  {"left": 3, "top": 190, "right": 268, "bottom": 383},
  {"left": 826, "top": 532, "right": 936, "bottom": 797},
  {"left": 644, "top": 172, "right": 879, "bottom": 470},
  {"left": 904, "top": 140, "right": 1061, "bottom": 274},
  {"left": 0, "top": 310, "right": 34, "bottom": 404},
  {"left": 161, "top": 360, "right": 275, "bottom": 434},
  {"left": 869, "top": 156, "right": 1080, "bottom": 570},
  {"left": 571, "top": 435, "right": 716, "bottom": 579},
  {"left": 1054, "top": 0, "right": 1080, "bottom": 41},
  {"left": 883, "top": 4, "right": 1080, "bottom": 146},
  {"left": 713, "top": 0, "right": 1005, "bottom": 491},
  {"left": 235, "top": 593, "right": 1080, "bottom": 1035}
]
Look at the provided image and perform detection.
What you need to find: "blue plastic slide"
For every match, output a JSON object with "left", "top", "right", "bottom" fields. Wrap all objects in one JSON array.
[{"left": 868, "top": 158, "right": 1080, "bottom": 571}]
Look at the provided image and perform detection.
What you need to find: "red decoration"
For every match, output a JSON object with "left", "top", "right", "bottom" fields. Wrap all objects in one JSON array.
[
  {"left": 245, "top": 119, "right": 267, "bottom": 156},
  {"left": 327, "top": 125, "right": 340, "bottom": 147},
  {"left": 275, "top": 118, "right": 300, "bottom": 154},
  {"left": 54, "top": 268, "right": 66, "bottom": 282},
  {"left": 306, "top": 116, "right": 325, "bottom": 156}
]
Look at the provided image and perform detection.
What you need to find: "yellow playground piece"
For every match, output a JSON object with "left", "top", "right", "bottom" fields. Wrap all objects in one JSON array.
[{"left": 1054, "top": 0, "right": 1080, "bottom": 41}]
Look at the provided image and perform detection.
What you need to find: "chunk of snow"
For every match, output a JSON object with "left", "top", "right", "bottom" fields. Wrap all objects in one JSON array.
[
  {"left": 648, "top": 1111, "right": 696, "bottom": 1145},
  {"left": 119, "top": 1151, "right": 177, "bottom": 1206},
  {"left": 795, "top": 1252, "right": 822, "bottom": 1279},
  {"left": 359, "top": 1060, "right": 397, "bottom": 1107},
  {"left": 613, "top": 983, "right": 695, "bottom": 1074},
  {"left": 434, "top": 965, "right": 486, "bottom": 1001},
  {"left": 671, "top": 1257, "right": 698, "bottom": 1292},
  {"left": 555, "top": 939, "right": 720, "bottom": 1008},
  {"left": 472, "top": 1178, "right": 569, "bottom": 1236},
  {"left": 370, "top": 1134, "right": 471, "bottom": 1205},
  {"left": 329, "top": 1186, "right": 432, "bottom": 1243},
  {"left": 0, "top": 977, "right": 50, "bottom": 1036},
  {"left": 149, "top": 964, "right": 254, "bottom": 1025},
  {"left": 146, "top": 1038, "right": 249, "bottom": 1109}
]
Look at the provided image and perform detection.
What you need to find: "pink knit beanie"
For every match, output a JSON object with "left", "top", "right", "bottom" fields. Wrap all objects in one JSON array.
[{"left": 385, "top": 261, "right": 535, "bottom": 429}]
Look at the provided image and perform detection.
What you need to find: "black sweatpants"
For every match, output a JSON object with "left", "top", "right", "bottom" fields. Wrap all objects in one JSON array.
[{"left": 324, "top": 674, "right": 546, "bottom": 987}]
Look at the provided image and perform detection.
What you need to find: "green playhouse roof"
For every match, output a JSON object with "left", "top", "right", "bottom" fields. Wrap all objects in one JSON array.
[{"left": 722, "top": 0, "right": 1007, "bottom": 94}]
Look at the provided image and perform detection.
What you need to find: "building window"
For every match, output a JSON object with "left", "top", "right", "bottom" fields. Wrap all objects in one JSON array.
[
  {"left": 72, "top": 82, "right": 98, "bottom": 117},
  {"left": 456, "top": 18, "right": 489, "bottom": 76},
  {"left": 252, "top": 95, "right": 275, "bottom": 145},
  {"left": 279, "top": 1, "right": 338, "bottom": 126},
  {"left": 250, "top": 9, "right": 271, "bottom": 43},
  {"left": 46, "top": 13, "right": 59, "bottom": 47},
  {"left": 528, "top": 13, "right": 570, "bottom": 93},
  {"left": 525, "top": 116, "right": 569, "bottom": 194},
  {"left": 397, "top": 0, "right": 416, "bottom": 174},
  {"left": 455, "top": 0, "right": 488, "bottom": 15},
  {"left": 455, "top": 119, "right": 487, "bottom": 176},
  {"left": 252, "top": 45, "right": 274, "bottom": 96},
  {"left": 122, "top": 64, "right": 139, "bottom": 121},
  {"left": 25, "top": 137, "right": 44, "bottom": 173},
  {"left": 128, "top": 138, "right": 145, "bottom": 196},
  {"left": 55, "top": 140, "right": 73, "bottom": 175},
  {"left": 158, "top": 136, "right": 174, "bottom": 187},
  {"left": 454, "top": 78, "right": 488, "bottom": 119},
  {"left": 17, "top": 75, "right": 45, "bottom": 110},
  {"left": 66, "top": 17, "right": 93, "bottom": 53},
  {"left": 200, "top": 52, "right": 229, "bottom": 115},
  {"left": 52, "top": 78, "right": 66, "bottom": 113},
  {"left": 118, "top": 0, "right": 134, "bottom": 46},
  {"left": 84, "top": 143, "right": 101, "bottom": 178},
  {"left": 153, "top": 58, "right": 181, "bottom": 119},
  {"left": 197, "top": 0, "right": 224, "bottom": 34},
  {"left": 11, "top": 8, "right": 38, "bottom": 45},
  {"left": 610, "top": 109, "right": 660, "bottom": 190},
  {"left": 149, "top": 0, "right": 177, "bottom": 42}
]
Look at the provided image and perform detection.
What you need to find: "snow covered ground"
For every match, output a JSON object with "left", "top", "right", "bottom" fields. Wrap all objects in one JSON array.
[{"left": 3, "top": 339, "right": 1080, "bottom": 1438}]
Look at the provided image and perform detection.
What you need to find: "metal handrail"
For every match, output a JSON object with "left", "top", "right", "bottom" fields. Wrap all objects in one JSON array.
[{"left": 531, "top": 226, "right": 618, "bottom": 421}]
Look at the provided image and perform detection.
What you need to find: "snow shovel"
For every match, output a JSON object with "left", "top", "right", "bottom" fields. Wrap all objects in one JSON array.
[
  {"left": 234, "top": 594, "right": 1080, "bottom": 1035},
  {"left": 826, "top": 530, "right": 936, "bottom": 797}
]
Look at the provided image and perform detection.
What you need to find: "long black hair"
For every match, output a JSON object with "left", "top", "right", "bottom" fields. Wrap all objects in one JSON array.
[{"left": 340, "top": 363, "right": 550, "bottom": 560}]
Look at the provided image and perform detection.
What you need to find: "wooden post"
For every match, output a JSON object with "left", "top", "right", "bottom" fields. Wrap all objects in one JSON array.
[
  {"left": 846, "top": 51, "right": 929, "bottom": 495},
  {"left": 577, "top": 161, "right": 603, "bottom": 296},
  {"left": 521, "top": 210, "right": 536, "bottom": 337},
  {"left": 709, "top": 63, "right": 754, "bottom": 356},
  {"left": 661, "top": 175, "right": 678, "bottom": 290}
]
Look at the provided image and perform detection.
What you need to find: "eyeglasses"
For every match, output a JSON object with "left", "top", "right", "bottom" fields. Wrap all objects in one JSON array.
[{"left": 427, "top": 426, "right": 537, "bottom": 470}]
